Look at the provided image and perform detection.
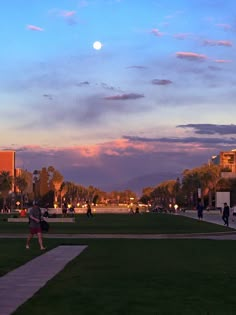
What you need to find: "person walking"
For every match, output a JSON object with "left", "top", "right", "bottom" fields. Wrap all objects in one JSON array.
[
  {"left": 197, "top": 200, "right": 204, "bottom": 220},
  {"left": 26, "top": 201, "right": 46, "bottom": 250},
  {"left": 222, "top": 202, "right": 230, "bottom": 227},
  {"left": 86, "top": 202, "right": 93, "bottom": 217},
  {"left": 231, "top": 204, "right": 236, "bottom": 222}
]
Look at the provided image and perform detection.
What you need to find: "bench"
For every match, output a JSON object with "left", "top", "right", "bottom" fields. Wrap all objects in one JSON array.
[{"left": 7, "top": 218, "right": 75, "bottom": 223}]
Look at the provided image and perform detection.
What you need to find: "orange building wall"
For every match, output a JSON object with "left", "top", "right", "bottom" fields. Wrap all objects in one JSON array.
[{"left": 0, "top": 151, "right": 15, "bottom": 176}]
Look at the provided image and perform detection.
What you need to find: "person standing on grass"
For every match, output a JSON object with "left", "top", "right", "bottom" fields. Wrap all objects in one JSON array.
[
  {"left": 222, "top": 202, "right": 230, "bottom": 227},
  {"left": 26, "top": 201, "right": 46, "bottom": 250},
  {"left": 197, "top": 200, "right": 204, "bottom": 220}
]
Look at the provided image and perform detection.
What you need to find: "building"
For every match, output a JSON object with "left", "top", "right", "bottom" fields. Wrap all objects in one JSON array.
[
  {"left": 219, "top": 150, "right": 236, "bottom": 172},
  {"left": 0, "top": 150, "right": 16, "bottom": 191},
  {"left": 0, "top": 150, "right": 15, "bottom": 176},
  {"left": 212, "top": 149, "right": 236, "bottom": 178},
  {"left": 15, "top": 168, "right": 33, "bottom": 195}
]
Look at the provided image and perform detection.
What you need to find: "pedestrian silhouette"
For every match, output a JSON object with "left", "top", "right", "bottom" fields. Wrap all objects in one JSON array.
[
  {"left": 86, "top": 203, "right": 93, "bottom": 217},
  {"left": 222, "top": 202, "right": 230, "bottom": 227}
]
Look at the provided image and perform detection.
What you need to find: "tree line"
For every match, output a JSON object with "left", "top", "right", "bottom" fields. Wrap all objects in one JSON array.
[
  {"left": 1, "top": 161, "right": 236, "bottom": 210},
  {"left": 140, "top": 162, "right": 236, "bottom": 209},
  {"left": 0, "top": 166, "right": 137, "bottom": 209}
]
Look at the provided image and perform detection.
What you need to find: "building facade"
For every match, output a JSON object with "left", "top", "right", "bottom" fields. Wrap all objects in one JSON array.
[
  {"left": 212, "top": 149, "right": 236, "bottom": 178},
  {"left": 219, "top": 150, "right": 236, "bottom": 173},
  {"left": 15, "top": 168, "right": 33, "bottom": 195},
  {"left": 0, "top": 150, "right": 15, "bottom": 176},
  {"left": 0, "top": 150, "right": 16, "bottom": 191}
]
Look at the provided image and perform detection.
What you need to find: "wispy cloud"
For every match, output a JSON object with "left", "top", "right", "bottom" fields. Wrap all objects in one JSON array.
[
  {"left": 76, "top": 81, "right": 90, "bottom": 86},
  {"left": 151, "top": 79, "right": 173, "bottom": 85},
  {"left": 203, "top": 40, "right": 233, "bottom": 47},
  {"left": 176, "top": 52, "right": 207, "bottom": 61},
  {"left": 173, "top": 33, "right": 190, "bottom": 40},
  {"left": 48, "top": 8, "right": 77, "bottom": 25},
  {"left": 177, "top": 124, "right": 236, "bottom": 135},
  {"left": 214, "top": 59, "right": 232, "bottom": 63},
  {"left": 150, "top": 28, "right": 163, "bottom": 37},
  {"left": 43, "top": 94, "right": 53, "bottom": 100},
  {"left": 127, "top": 65, "right": 147, "bottom": 69},
  {"left": 123, "top": 135, "right": 236, "bottom": 146},
  {"left": 61, "top": 10, "right": 77, "bottom": 24},
  {"left": 26, "top": 25, "right": 44, "bottom": 31},
  {"left": 216, "top": 23, "right": 232, "bottom": 31},
  {"left": 61, "top": 11, "right": 76, "bottom": 17},
  {"left": 104, "top": 93, "right": 144, "bottom": 100}
]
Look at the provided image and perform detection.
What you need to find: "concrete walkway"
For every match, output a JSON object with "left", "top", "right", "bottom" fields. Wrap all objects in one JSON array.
[
  {"left": 0, "top": 245, "right": 87, "bottom": 315},
  {"left": 0, "top": 231, "right": 236, "bottom": 240},
  {"left": 179, "top": 210, "right": 236, "bottom": 229}
]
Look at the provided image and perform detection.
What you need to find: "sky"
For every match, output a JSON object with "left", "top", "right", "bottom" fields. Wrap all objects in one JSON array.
[{"left": 1, "top": 0, "right": 236, "bottom": 194}]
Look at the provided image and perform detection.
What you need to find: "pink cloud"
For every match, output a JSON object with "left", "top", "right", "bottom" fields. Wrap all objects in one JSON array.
[
  {"left": 176, "top": 52, "right": 207, "bottom": 61},
  {"left": 174, "top": 33, "right": 190, "bottom": 40},
  {"left": 151, "top": 28, "right": 163, "bottom": 37},
  {"left": 11, "top": 137, "right": 220, "bottom": 192},
  {"left": 26, "top": 24, "right": 44, "bottom": 31},
  {"left": 214, "top": 59, "right": 232, "bottom": 63},
  {"left": 216, "top": 23, "right": 231, "bottom": 31},
  {"left": 61, "top": 10, "right": 76, "bottom": 17},
  {"left": 203, "top": 40, "right": 232, "bottom": 47}
]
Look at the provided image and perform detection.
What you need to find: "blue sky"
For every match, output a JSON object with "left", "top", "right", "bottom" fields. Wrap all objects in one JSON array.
[{"left": 1, "top": 0, "right": 236, "bottom": 193}]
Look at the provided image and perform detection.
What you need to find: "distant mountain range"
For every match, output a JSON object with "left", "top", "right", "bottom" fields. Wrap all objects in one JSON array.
[{"left": 103, "top": 171, "right": 181, "bottom": 196}]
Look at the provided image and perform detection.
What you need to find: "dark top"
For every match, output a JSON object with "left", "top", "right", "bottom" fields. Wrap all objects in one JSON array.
[
  {"left": 223, "top": 205, "right": 230, "bottom": 216},
  {"left": 29, "top": 206, "right": 42, "bottom": 228},
  {"left": 197, "top": 203, "right": 204, "bottom": 212}
]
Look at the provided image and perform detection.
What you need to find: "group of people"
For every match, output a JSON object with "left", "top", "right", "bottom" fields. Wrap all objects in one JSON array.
[
  {"left": 197, "top": 200, "right": 231, "bottom": 227},
  {"left": 62, "top": 203, "right": 75, "bottom": 216},
  {"left": 1, "top": 205, "right": 10, "bottom": 213}
]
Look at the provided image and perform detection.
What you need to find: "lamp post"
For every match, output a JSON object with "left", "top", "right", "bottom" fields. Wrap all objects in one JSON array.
[{"left": 10, "top": 192, "right": 15, "bottom": 213}]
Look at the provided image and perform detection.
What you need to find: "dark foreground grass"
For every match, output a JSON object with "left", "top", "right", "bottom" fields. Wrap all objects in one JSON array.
[
  {"left": 0, "top": 213, "right": 233, "bottom": 234},
  {"left": 1, "top": 238, "right": 236, "bottom": 314}
]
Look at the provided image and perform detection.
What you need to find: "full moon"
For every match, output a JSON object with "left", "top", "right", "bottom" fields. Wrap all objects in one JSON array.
[{"left": 93, "top": 41, "right": 102, "bottom": 50}]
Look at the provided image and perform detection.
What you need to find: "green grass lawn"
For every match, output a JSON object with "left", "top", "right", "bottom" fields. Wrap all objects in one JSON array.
[
  {"left": 1, "top": 238, "right": 236, "bottom": 315},
  {"left": 0, "top": 213, "right": 233, "bottom": 234},
  {"left": 1, "top": 214, "right": 236, "bottom": 314}
]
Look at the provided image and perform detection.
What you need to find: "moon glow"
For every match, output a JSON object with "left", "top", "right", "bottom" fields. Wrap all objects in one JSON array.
[{"left": 93, "top": 41, "right": 102, "bottom": 50}]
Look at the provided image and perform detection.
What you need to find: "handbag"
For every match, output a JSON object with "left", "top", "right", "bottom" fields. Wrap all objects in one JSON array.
[{"left": 40, "top": 220, "right": 50, "bottom": 232}]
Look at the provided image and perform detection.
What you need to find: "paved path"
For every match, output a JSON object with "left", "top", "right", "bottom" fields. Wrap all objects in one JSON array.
[
  {"left": 0, "top": 245, "right": 87, "bottom": 315},
  {"left": 179, "top": 210, "right": 236, "bottom": 229},
  {"left": 0, "top": 231, "right": 236, "bottom": 240}
]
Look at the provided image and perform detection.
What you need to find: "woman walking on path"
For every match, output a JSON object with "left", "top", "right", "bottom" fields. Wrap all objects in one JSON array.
[{"left": 26, "top": 201, "right": 46, "bottom": 250}]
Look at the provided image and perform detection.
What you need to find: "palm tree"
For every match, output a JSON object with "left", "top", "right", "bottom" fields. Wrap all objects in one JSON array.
[
  {"left": 182, "top": 169, "right": 201, "bottom": 207},
  {"left": 48, "top": 167, "right": 64, "bottom": 206},
  {"left": 15, "top": 173, "right": 28, "bottom": 209},
  {"left": 0, "top": 171, "right": 13, "bottom": 210}
]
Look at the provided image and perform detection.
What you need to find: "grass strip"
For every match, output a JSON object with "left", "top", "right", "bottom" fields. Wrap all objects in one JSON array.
[{"left": 0, "top": 213, "right": 233, "bottom": 234}]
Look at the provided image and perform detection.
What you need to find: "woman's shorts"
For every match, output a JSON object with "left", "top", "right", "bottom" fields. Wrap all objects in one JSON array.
[{"left": 30, "top": 227, "right": 42, "bottom": 234}]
